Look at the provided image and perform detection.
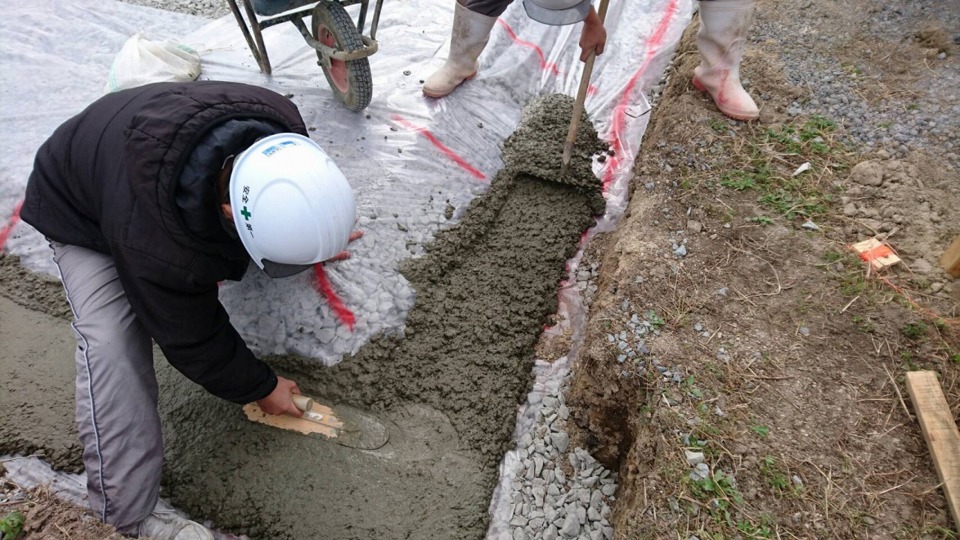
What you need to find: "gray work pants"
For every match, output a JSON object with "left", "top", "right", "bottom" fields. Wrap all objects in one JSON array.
[{"left": 51, "top": 241, "right": 162, "bottom": 535}]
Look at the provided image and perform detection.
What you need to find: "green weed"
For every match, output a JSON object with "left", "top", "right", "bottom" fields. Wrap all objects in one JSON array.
[
  {"left": 0, "top": 511, "right": 25, "bottom": 540},
  {"left": 901, "top": 322, "right": 927, "bottom": 340},
  {"left": 646, "top": 310, "right": 666, "bottom": 330},
  {"left": 747, "top": 216, "right": 774, "bottom": 226},
  {"left": 822, "top": 250, "right": 844, "bottom": 263},
  {"left": 736, "top": 519, "right": 774, "bottom": 539},
  {"left": 760, "top": 456, "right": 789, "bottom": 491},
  {"left": 758, "top": 189, "right": 827, "bottom": 219}
]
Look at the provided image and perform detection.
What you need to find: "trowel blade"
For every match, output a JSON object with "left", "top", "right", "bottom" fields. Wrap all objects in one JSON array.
[{"left": 242, "top": 396, "right": 390, "bottom": 451}]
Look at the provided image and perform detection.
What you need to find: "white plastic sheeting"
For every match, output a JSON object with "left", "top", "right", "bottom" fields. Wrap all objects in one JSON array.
[
  {"left": 1, "top": 0, "right": 692, "bottom": 365},
  {"left": 1, "top": 0, "right": 694, "bottom": 535}
]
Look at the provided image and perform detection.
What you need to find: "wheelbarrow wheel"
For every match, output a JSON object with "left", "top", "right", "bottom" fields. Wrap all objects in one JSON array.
[{"left": 312, "top": 1, "right": 372, "bottom": 111}]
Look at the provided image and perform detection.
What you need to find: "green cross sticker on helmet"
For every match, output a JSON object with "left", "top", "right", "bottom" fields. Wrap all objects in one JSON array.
[{"left": 229, "top": 133, "right": 356, "bottom": 279}]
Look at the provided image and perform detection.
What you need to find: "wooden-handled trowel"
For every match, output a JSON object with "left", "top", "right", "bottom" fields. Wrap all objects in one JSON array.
[{"left": 243, "top": 394, "right": 390, "bottom": 450}]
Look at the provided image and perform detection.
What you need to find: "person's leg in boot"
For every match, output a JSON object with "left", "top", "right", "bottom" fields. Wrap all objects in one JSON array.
[
  {"left": 51, "top": 242, "right": 211, "bottom": 540},
  {"left": 693, "top": 0, "right": 759, "bottom": 120},
  {"left": 422, "top": 0, "right": 505, "bottom": 98}
]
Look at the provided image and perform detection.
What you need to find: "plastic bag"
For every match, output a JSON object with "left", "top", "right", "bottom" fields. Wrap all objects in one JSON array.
[{"left": 104, "top": 33, "right": 201, "bottom": 93}]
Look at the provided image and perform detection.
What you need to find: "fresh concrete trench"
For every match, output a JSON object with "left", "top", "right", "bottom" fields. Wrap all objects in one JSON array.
[{"left": 1, "top": 95, "right": 613, "bottom": 539}]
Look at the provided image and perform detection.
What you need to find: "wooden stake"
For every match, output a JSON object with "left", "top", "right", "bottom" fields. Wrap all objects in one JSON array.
[
  {"left": 905, "top": 371, "right": 960, "bottom": 528},
  {"left": 560, "top": 0, "right": 610, "bottom": 175},
  {"left": 940, "top": 235, "right": 960, "bottom": 278}
]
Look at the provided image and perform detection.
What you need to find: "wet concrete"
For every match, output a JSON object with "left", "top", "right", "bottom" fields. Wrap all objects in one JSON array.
[
  {"left": 0, "top": 294, "right": 82, "bottom": 472},
  {"left": 0, "top": 94, "right": 605, "bottom": 539}
]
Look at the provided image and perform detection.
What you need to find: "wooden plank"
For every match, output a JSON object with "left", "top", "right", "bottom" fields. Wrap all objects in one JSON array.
[
  {"left": 905, "top": 371, "right": 960, "bottom": 528},
  {"left": 940, "top": 235, "right": 960, "bottom": 278}
]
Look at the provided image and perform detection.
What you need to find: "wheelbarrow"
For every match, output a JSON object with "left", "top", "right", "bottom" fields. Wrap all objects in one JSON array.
[{"left": 226, "top": 0, "right": 382, "bottom": 111}]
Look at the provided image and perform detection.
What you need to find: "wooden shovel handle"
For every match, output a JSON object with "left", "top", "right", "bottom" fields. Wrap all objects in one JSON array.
[{"left": 562, "top": 0, "right": 611, "bottom": 167}]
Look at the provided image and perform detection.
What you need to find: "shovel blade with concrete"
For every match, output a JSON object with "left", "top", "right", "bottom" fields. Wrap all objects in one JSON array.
[{"left": 243, "top": 394, "right": 390, "bottom": 450}]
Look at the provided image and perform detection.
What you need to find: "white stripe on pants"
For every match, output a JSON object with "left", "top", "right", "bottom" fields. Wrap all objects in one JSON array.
[{"left": 51, "top": 241, "right": 162, "bottom": 534}]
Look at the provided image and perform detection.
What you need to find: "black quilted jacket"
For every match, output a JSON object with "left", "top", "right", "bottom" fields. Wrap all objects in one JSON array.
[{"left": 23, "top": 81, "right": 308, "bottom": 403}]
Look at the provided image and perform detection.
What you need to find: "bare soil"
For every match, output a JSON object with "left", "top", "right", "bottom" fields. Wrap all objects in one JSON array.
[{"left": 567, "top": 1, "right": 959, "bottom": 539}]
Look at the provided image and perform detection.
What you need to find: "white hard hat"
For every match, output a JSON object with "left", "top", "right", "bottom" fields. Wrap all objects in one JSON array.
[
  {"left": 522, "top": 0, "right": 592, "bottom": 25},
  {"left": 229, "top": 133, "right": 356, "bottom": 278}
]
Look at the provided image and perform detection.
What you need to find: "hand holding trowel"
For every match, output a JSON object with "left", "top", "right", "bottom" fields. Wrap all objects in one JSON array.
[
  {"left": 560, "top": 0, "right": 610, "bottom": 177},
  {"left": 243, "top": 377, "right": 390, "bottom": 450}
]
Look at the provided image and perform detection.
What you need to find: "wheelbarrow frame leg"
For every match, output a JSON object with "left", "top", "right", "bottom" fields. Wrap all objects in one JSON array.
[{"left": 226, "top": 0, "right": 273, "bottom": 75}]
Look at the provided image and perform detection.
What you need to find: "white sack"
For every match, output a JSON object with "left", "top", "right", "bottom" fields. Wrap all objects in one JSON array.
[{"left": 104, "top": 32, "right": 201, "bottom": 93}]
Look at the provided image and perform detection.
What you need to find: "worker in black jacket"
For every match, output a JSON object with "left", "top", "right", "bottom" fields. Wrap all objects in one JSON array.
[{"left": 22, "top": 81, "right": 358, "bottom": 539}]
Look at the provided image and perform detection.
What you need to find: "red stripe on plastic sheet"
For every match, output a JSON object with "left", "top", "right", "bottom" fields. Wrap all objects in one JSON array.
[
  {"left": 313, "top": 264, "right": 355, "bottom": 331},
  {"left": 0, "top": 199, "right": 23, "bottom": 251},
  {"left": 391, "top": 115, "right": 486, "bottom": 180},
  {"left": 602, "top": 0, "right": 680, "bottom": 190},
  {"left": 496, "top": 19, "right": 562, "bottom": 76}
]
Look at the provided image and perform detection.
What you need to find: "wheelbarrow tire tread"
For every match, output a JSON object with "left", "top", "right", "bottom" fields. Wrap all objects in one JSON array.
[{"left": 312, "top": 1, "right": 373, "bottom": 111}]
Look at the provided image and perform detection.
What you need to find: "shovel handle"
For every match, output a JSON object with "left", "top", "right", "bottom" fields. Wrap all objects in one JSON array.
[{"left": 561, "top": 0, "right": 610, "bottom": 170}]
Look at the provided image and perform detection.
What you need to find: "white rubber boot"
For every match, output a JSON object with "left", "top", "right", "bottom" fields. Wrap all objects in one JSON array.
[
  {"left": 138, "top": 510, "right": 214, "bottom": 540},
  {"left": 693, "top": 0, "right": 759, "bottom": 120},
  {"left": 423, "top": 2, "right": 498, "bottom": 98}
]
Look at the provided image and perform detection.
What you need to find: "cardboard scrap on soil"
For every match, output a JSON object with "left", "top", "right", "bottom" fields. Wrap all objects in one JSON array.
[{"left": 851, "top": 237, "right": 901, "bottom": 272}]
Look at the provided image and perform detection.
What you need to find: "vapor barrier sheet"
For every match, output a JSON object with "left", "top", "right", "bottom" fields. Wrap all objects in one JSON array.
[{"left": 1, "top": 0, "right": 692, "bottom": 364}]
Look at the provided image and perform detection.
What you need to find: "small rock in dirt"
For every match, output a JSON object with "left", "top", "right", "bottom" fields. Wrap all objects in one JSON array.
[
  {"left": 690, "top": 462, "right": 710, "bottom": 481},
  {"left": 645, "top": 182, "right": 655, "bottom": 190},
  {"left": 801, "top": 220, "right": 820, "bottom": 231},
  {"left": 694, "top": 323, "right": 704, "bottom": 332},
  {"left": 673, "top": 245, "right": 687, "bottom": 257},
  {"left": 685, "top": 450, "right": 705, "bottom": 466},
  {"left": 799, "top": 326, "right": 811, "bottom": 336},
  {"left": 687, "top": 220, "right": 703, "bottom": 233},
  {"left": 792, "top": 475, "right": 804, "bottom": 487},
  {"left": 850, "top": 160, "right": 885, "bottom": 187},
  {"left": 930, "top": 282, "right": 944, "bottom": 293},
  {"left": 912, "top": 258, "right": 934, "bottom": 274}
]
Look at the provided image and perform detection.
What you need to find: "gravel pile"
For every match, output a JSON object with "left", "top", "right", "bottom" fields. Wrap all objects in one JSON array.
[
  {"left": 752, "top": 2, "right": 960, "bottom": 169},
  {"left": 121, "top": 0, "right": 229, "bottom": 19},
  {"left": 507, "top": 393, "right": 617, "bottom": 540}
]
